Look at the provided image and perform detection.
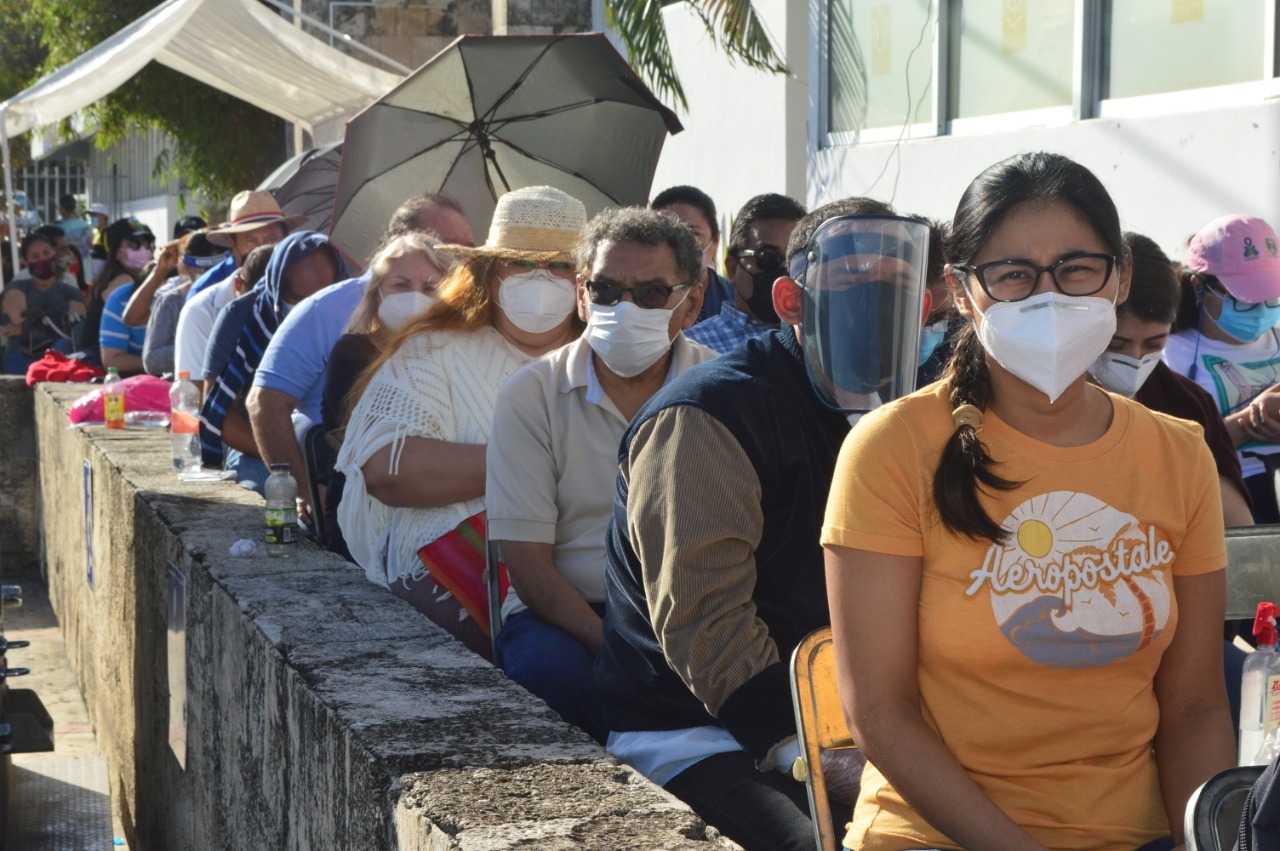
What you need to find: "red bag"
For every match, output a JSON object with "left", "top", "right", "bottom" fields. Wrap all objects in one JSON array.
[
  {"left": 415, "top": 511, "right": 509, "bottom": 637},
  {"left": 25, "top": 350, "right": 105, "bottom": 386}
]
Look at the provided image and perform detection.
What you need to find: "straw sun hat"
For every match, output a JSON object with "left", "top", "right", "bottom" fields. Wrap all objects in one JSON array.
[
  {"left": 438, "top": 185, "right": 586, "bottom": 260},
  {"left": 207, "top": 189, "right": 308, "bottom": 248}
]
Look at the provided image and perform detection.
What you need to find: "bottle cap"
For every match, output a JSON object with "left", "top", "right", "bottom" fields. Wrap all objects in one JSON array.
[
  {"left": 1254, "top": 602, "right": 1278, "bottom": 646},
  {"left": 269, "top": 463, "right": 291, "bottom": 472},
  {"left": 178, "top": 371, "right": 190, "bottom": 380}
]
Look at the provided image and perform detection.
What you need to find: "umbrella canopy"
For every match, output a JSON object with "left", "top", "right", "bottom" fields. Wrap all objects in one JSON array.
[
  {"left": 258, "top": 142, "right": 343, "bottom": 234},
  {"left": 329, "top": 33, "right": 682, "bottom": 265}
]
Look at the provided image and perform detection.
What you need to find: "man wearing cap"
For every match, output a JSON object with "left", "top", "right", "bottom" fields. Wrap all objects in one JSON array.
[
  {"left": 597, "top": 197, "right": 925, "bottom": 851},
  {"left": 247, "top": 193, "right": 474, "bottom": 527},
  {"left": 1165, "top": 214, "right": 1280, "bottom": 523},
  {"left": 186, "top": 189, "right": 303, "bottom": 302},
  {"left": 485, "top": 207, "right": 716, "bottom": 744},
  {"left": 56, "top": 195, "right": 93, "bottom": 268},
  {"left": 686, "top": 194, "right": 806, "bottom": 354}
]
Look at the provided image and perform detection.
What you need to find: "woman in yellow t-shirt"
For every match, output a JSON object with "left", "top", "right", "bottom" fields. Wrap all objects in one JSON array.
[{"left": 822, "top": 152, "right": 1234, "bottom": 851}]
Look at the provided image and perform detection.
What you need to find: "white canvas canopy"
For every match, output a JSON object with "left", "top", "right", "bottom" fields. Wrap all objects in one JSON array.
[{"left": 0, "top": 0, "right": 404, "bottom": 267}]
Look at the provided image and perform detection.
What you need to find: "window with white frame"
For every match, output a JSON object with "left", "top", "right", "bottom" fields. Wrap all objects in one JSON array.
[
  {"left": 827, "top": 0, "right": 935, "bottom": 135},
  {"left": 1104, "top": 0, "right": 1267, "bottom": 99},
  {"left": 948, "top": 0, "right": 1076, "bottom": 119}
]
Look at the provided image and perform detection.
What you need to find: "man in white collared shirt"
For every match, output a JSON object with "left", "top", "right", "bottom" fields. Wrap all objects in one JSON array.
[{"left": 486, "top": 207, "right": 717, "bottom": 743}]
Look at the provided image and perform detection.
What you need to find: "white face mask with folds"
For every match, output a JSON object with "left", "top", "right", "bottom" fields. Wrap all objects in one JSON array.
[
  {"left": 1089, "top": 350, "right": 1161, "bottom": 398},
  {"left": 972, "top": 291, "right": 1117, "bottom": 403},
  {"left": 498, "top": 269, "right": 576, "bottom": 334},
  {"left": 584, "top": 291, "right": 687, "bottom": 378},
  {"left": 378, "top": 291, "right": 435, "bottom": 332}
]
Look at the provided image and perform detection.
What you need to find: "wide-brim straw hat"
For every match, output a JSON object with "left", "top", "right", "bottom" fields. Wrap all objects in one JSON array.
[
  {"left": 208, "top": 189, "right": 308, "bottom": 248},
  {"left": 438, "top": 185, "right": 586, "bottom": 260}
]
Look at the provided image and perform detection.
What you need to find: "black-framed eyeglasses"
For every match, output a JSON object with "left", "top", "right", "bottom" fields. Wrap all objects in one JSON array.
[
  {"left": 954, "top": 253, "right": 1116, "bottom": 303},
  {"left": 1205, "top": 280, "right": 1280, "bottom": 311},
  {"left": 731, "top": 248, "right": 787, "bottom": 274},
  {"left": 585, "top": 280, "right": 691, "bottom": 310}
]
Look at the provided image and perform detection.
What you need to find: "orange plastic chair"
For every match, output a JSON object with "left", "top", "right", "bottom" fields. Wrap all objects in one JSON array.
[{"left": 790, "top": 626, "right": 858, "bottom": 851}]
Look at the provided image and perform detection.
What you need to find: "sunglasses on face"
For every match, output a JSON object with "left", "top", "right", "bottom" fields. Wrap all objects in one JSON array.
[
  {"left": 1206, "top": 281, "right": 1280, "bottom": 311},
  {"left": 731, "top": 248, "right": 788, "bottom": 274},
  {"left": 585, "top": 280, "right": 691, "bottom": 310}
]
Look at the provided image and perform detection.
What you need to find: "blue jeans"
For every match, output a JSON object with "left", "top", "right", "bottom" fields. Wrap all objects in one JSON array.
[
  {"left": 496, "top": 604, "right": 607, "bottom": 744},
  {"left": 225, "top": 449, "right": 269, "bottom": 495}
]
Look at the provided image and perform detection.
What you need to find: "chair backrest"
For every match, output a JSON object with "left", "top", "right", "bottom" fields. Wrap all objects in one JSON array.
[
  {"left": 1185, "top": 764, "right": 1264, "bottom": 851},
  {"left": 791, "top": 626, "right": 857, "bottom": 851},
  {"left": 1224, "top": 525, "right": 1280, "bottom": 620},
  {"left": 302, "top": 424, "right": 337, "bottom": 544}
]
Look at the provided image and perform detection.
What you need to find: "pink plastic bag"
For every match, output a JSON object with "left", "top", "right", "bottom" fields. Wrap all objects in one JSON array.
[{"left": 67, "top": 374, "right": 174, "bottom": 425}]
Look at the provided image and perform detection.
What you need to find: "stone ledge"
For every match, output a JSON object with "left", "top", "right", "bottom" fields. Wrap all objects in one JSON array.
[{"left": 26, "top": 382, "right": 738, "bottom": 849}]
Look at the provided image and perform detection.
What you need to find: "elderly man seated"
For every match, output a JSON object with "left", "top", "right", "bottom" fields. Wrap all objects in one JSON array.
[{"left": 485, "top": 207, "right": 717, "bottom": 743}]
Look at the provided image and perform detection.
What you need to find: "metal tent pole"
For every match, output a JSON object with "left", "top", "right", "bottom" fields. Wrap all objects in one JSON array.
[{"left": 1, "top": 109, "right": 20, "bottom": 274}]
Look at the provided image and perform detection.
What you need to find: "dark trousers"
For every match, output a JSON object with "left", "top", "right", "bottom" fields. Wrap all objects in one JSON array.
[{"left": 664, "top": 749, "right": 840, "bottom": 851}]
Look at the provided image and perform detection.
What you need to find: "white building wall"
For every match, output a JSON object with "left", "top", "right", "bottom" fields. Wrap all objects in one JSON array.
[
  {"left": 810, "top": 101, "right": 1280, "bottom": 264},
  {"left": 648, "top": 0, "right": 808, "bottom": 234}
]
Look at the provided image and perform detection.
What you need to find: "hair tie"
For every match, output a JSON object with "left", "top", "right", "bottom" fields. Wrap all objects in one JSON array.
[{"left": 952, "top": 404, "right": 983, "bottom": 430}]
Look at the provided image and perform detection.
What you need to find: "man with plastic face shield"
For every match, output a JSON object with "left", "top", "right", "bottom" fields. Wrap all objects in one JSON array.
[
  {"left": 595, "top": 198, "right": 928, "bottom": 851},
  {"left": 486, "top": 207, "right": 717, "bottom": 744}
]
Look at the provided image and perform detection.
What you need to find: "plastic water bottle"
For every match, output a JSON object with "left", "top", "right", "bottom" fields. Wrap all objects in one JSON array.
[
  {"left": 169, "top": 371, "right": 201, "bottom": 473},
  {"left": 264, "top": 464, "right": 298, "bottom": 557},
  {"left": 103, "top": 367, "right": 125, "bottom": 430},
  {"left": 1240, "top": 601, "right": 1280, "bottom": 764}
]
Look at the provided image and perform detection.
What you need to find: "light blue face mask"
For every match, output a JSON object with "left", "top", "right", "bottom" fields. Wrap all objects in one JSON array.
[
  {"left": 919, "top": 319, "right": 949, "bottom": 364},
  {"left": 1211, "top": 293, "right": 1280, "bottom": 343}
]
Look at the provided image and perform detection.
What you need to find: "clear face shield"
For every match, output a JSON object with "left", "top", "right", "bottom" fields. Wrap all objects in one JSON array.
[{"left": 790, "top": 215, "right": 930, "bottom": 413}]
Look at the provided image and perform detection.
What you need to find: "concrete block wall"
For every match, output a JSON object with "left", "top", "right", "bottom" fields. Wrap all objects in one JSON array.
[
  {"left": 0, "top": 378, "right": 38, "bottom": 572},
  {"left": 28, "top": 383, "right": 737, "bottom": 850}
]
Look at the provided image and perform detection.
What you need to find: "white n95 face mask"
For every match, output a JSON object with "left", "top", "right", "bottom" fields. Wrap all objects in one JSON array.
[
  {"left": 498, "top": 269, "right": 576, "bottom": 334},
  {"left": 585, "top": 297, "right": 682, "bottom": 378},
  {"left": 1089, "top": 351, "right": 1160, "bottom": 398},
  {"left": 974, "top": 291, "right": 1117, "bottom": 403},
  {"left": 378, "top": 291, "right": 435, "bottom": 332}
]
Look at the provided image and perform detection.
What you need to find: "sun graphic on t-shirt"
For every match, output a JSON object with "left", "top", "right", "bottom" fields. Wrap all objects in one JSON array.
[{"left": 1015, "top": 518, "right": 1054, "bottom": 559}]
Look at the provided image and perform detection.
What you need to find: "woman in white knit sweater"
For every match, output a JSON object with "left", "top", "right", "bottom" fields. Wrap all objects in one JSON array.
[{"left": 337, "top": 186, "right": 586, "bottom": 656}]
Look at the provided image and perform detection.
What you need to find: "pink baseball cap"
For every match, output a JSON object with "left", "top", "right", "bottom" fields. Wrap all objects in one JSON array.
[{"left": 1187, "top": 214, "right": 1280, "bottom": 303}]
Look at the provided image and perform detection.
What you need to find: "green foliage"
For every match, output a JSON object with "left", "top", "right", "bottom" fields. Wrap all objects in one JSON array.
[
  {"left": 27, "top": 0, "right": 286, "bottom": 207},
  {"left": 0, "top": 0, "right": 47, "bottom": 168},
  {"left": 605, "top": 0, "right": 788, "bottom": 112}
]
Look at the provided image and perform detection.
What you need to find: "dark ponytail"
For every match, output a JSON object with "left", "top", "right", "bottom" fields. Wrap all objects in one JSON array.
[
  {"left": 932, "top": 324, "right": 1021, "bottom": 543},
  {"left": 933, "top": 151, "right": 1119, "bottom": 543},
  {"left": 1172, "top": 266, "right": 1207, "bottom": 333}
]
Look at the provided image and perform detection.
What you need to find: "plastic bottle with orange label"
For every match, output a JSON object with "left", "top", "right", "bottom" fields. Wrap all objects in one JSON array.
[{"left": 169, "top": 371, "right": 202, "bottom": 474}]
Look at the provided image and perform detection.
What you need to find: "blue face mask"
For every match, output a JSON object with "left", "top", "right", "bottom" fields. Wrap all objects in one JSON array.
[
  {"left": 1211, "top": 294, "right": 1280, "bottom": 343},
  {"left": 919, "top": 319, "right": 948, "bottom": 364}
]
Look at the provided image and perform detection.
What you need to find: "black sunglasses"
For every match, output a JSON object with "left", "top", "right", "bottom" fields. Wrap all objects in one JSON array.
[
  {"left": 585, "top": 280, "right": 690, "bottom": 310},
  {"left": 731, "top": 248, "right": 788, "bottom": 274},
  {"left": 1206, "top": 280, "right": 1280, "bottom": 311}
]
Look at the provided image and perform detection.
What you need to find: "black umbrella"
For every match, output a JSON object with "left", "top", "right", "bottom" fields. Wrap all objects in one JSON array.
[
  {"left": 329, "top": 33, "right": 682, "bottom": 265},
  {"left": 258, "top": 141, "right": 343, "bottom": 234}
]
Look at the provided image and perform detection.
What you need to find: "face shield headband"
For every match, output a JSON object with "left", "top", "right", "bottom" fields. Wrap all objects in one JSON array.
[{"left": 790, "top": 215, "right": 930, "bottom": 413}]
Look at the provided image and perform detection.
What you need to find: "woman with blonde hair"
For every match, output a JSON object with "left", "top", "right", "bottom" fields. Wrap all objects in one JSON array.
[
  {"left": 319, "top": 231, "right": 449, "bottom": 559},
  {"left": 336, "top": 186, "right": 585, "bottom": 657}
]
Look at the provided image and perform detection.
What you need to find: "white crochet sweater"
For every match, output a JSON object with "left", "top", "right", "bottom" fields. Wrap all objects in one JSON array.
[{"left": 336, "top": 325, "right": 533, "bottom": 588}]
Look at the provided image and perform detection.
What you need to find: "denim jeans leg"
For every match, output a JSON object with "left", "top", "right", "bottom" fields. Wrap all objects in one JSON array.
[
  {"left": 496, "top": 606, "right": 607, "bottom": 744},
  {"left": 224, "top": 448, "right": 269, "bottom": 495}
]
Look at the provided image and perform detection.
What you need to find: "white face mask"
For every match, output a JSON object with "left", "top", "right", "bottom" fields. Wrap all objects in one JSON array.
[
  {"left": 585, "top": 293, "right": 685, "bottom": 378},
  {"left": 973, "top": 291, "right": 1117, "bottom": 403},
  {"left": 378, "top": 291, "right": 435, "bottom": 332},
  {"left": 498, "top": 269, "right": 576, "bottom": 334},
  {"left": 1090, "top": 351, "right": 1161, "bottom": 399}
]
